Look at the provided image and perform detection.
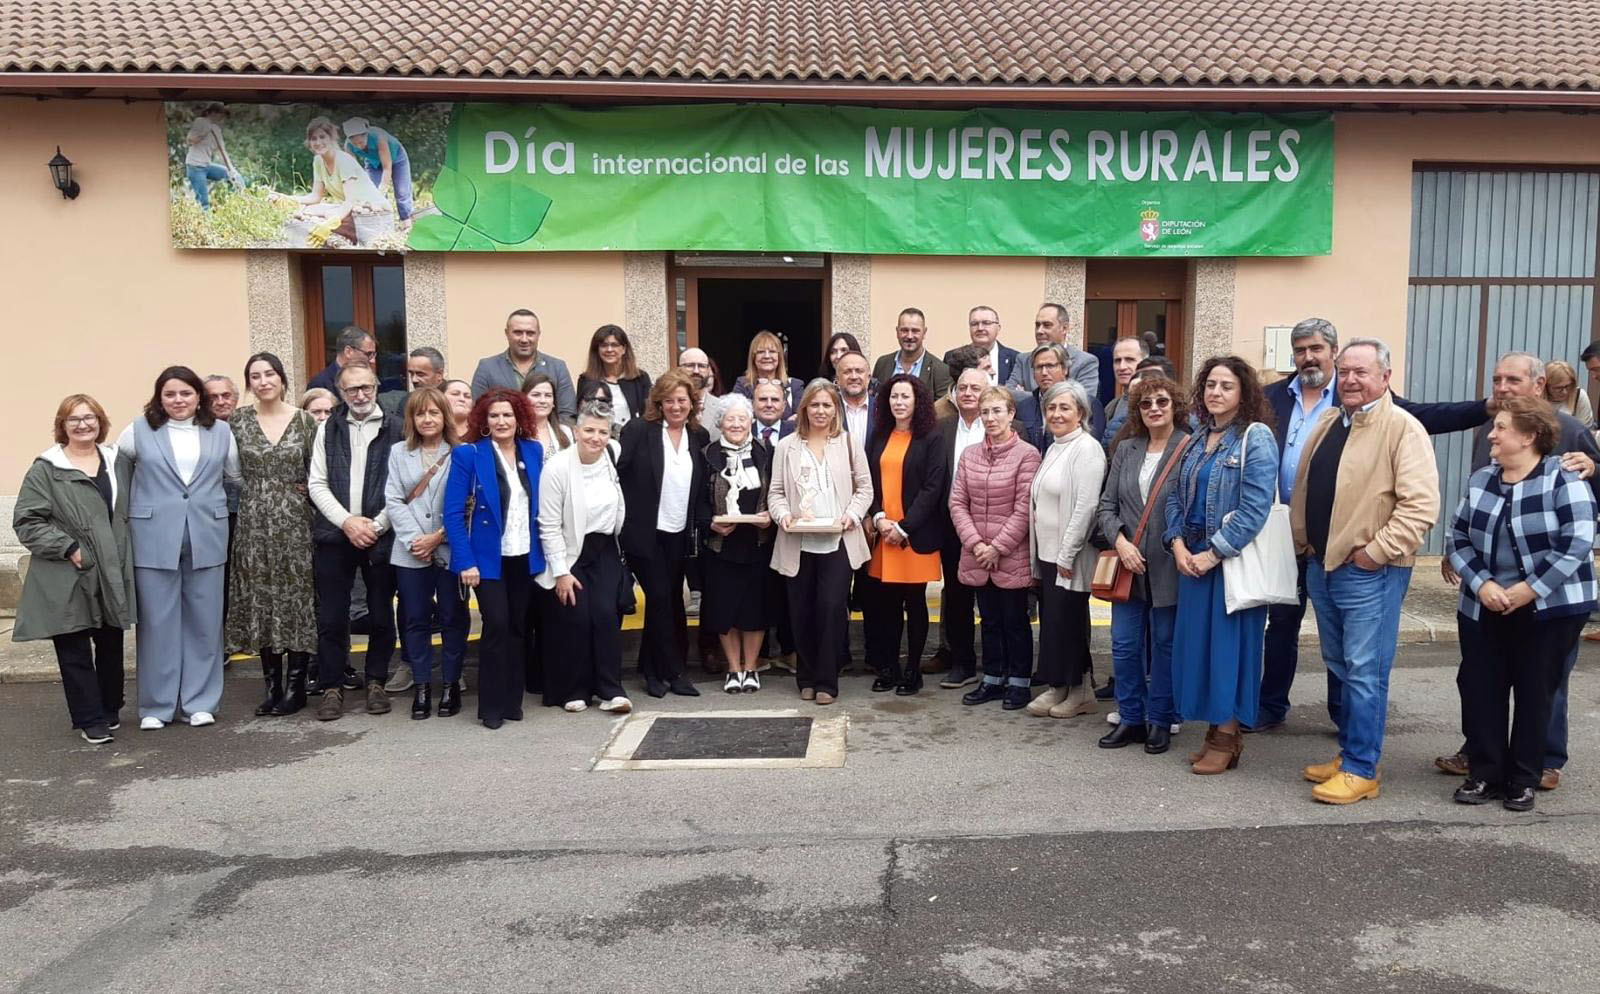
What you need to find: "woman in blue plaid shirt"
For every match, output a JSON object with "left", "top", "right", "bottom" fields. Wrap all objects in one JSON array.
[{"left": 1446, "top": 396, "right": 1597, "bottom": 813}]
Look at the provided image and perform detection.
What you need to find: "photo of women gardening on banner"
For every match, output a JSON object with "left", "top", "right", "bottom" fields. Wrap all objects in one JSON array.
[
  {"left": 168, "top": 101, "right": 1333, "bottom": 256},
  {"left": 166, "top": 102, "right": 448, "bottom": 249}
]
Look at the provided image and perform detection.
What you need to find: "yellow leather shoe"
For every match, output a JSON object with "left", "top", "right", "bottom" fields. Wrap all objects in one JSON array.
[
  {"left": 1303, "top": 757, "right": 1342, "bottom": 784},
  {"left": 1312, "top": 771, "right": 1380, "bottom": 805}
]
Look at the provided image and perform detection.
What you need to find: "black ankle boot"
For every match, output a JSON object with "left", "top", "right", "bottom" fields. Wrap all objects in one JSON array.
[
  {"left": 255, "top": 654, "right": 286, "bottom": 716},
  {"left": 437, "top": 680, "right": 462, "bottom": 717},
  {"left": 272, "top": 653, "right": 309, "bottom": 716},
  {"left": 411, "top": 684, "right": 432, "bottom": 720},
  {"left": 1098, "top": 722, "right": 1149, "bottom": 749}
]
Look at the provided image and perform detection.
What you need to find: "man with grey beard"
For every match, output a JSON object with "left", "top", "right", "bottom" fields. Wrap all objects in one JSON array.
[{"left": 1257, "top": 317, "right": 1490, "bottom": 733}]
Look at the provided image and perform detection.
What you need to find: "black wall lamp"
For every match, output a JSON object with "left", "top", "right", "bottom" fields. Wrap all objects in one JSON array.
[{"left": 47, "top": 147, "right": 79, "bottom": 199}]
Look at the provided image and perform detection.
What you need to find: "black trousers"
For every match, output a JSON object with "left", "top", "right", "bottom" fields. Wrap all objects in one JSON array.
[
  {"left": 866, "top": 580, "right": 929, "bottom": 682},
  {"left": 765, "top": 568, "right": 796, "bottom": 655},
  {"left": 52, "top": 625, "right": 124, "bottom": 729},
  {"left": 524, "top": 585, "right": 550, "bottom": 694},
  {"left": 788, "top": 547, "right": 851, "bottom": 696},
  {"left": 975, "top": 583, "right": 1033, "bottom": 684},
  {"left": 633, "top": 529, "right": 690, "bottom": 684},
  {"left": 313, "top": 543, "right": 396, "bottom": 686},
  {"left": 476, "top": 555, "right": 532, "bottom": 723},
  {"left": 1035, "top": 562, "right": 1092, "bottom": 687},
  {"left": 938, "top": 542, "right": 978, "bottom": 672},
  {"left": 1458, "top": 607, "right": 1586, "bottom": 790},
  {"left": 544, "top": 534, "right": 627, "bottom": 706}
]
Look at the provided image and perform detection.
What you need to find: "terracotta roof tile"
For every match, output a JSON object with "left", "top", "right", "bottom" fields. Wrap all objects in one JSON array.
[{"left": 2, "top": 0, "right": 1598, "bottom": 90}]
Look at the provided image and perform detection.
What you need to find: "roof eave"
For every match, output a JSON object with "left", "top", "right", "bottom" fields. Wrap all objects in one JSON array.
[{"left": 2, "top": 72, "right": 1598, "bottom": 109}]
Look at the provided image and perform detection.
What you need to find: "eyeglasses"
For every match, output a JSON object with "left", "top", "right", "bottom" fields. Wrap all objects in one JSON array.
[
  {"left": 342, "top": 384, "right": 377, "bottom": 396},
  {"left": 1033, "top": 360, "right": 1063, "bottom": 372},
  {"left": 969, "top": 319, "right": 999, "bottom": 327},
  {"left": 1138, "top": 397, "right": 1172, "bottom": 410},
  {"left": 64, "top": 415, "right": 98, "bottom": 427}
]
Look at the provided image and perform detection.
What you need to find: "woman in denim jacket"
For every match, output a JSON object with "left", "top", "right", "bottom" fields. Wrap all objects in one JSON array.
[{"left": 1163, "top": 356, "right": 1279, "bottom": 775}]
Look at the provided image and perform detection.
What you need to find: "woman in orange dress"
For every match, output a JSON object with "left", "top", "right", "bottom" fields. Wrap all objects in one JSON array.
[{"left": 865, "top": 374, "right": 947, "bottom": 695}]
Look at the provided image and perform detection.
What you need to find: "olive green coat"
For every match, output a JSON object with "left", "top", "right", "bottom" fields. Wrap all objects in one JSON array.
[{"left": 11, "top": 444, "right": 137, "bottom": 641}]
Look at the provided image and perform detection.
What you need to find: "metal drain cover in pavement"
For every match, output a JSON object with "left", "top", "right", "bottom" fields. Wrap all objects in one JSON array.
[{"left": 594, "top": 709, "right": 849, "bottom": 771}]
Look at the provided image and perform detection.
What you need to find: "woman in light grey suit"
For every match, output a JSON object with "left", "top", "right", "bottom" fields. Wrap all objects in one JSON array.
[
  {"left": 117, "top": 366, "right": 239, "bottom": 729},
  {"left": 384, "top": 387, "right": 467, "bottom": 721}
]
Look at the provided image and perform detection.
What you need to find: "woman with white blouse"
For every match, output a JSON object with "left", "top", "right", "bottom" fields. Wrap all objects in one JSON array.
[
  {"left": 117, "top": 365, "right": 240, "bottom": 729},
  {"left": 538, "top": 400, "right": 632, "bottom": 713}
]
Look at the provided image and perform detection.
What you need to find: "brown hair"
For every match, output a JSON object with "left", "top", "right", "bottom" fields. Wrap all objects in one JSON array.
[
  {"left": 1544, "top": 360, "right": 1579, "bottom": 404},
  {"left": 402, "top": 387, "right": 458, "bottom": 450},
  {"left": 53, "top": 394, "right": 110, "bottom": 445},
  {"left": 744, "top": 330, "right": 790, "bottom": 388},
  {"left": 1125, "top": 375, "right": 1189, "bottom": 439},
  {"left": 584, "top": 324, "right": 640, "bottom": 382},
  {"left": 1190, "top": 355, "right": 1273, "bottom": 432},
  {"left": 646, "top": 369, "right": 701, "bottom": 429},
  {"left": 518, "top": 372, "right": 572, "bottom": 450},
  {"left": 794, "top": 378, "right": 842, "bottom": 440},
  {"left": 1497, "top": 396, "right": 1560, "bottom": 456}
]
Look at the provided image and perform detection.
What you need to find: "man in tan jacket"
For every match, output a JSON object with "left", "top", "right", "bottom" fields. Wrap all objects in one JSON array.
[{"left": 1289, "top": 338, "right": 1440, "bottom": 805}]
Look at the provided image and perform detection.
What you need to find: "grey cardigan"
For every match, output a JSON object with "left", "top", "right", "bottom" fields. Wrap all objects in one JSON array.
[
  {"left": 383, "top": 444, "right": 453, "bottom": 569},
  {"left": 1095, "top": 430, "right": 1191, "bottom": 608}
]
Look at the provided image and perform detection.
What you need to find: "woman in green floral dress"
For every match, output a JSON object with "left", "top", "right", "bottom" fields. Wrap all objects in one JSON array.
[{"left": 226, "top": 352, "right": 319, "bottom": 715}]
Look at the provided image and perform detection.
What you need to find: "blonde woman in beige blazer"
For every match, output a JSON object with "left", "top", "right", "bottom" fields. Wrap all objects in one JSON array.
[
  {"left": 767, "top": 379, "right": 873, "bottom": 703},
  {"left": 1025, "top": 380, "right": 1107, "bottom": 719}
]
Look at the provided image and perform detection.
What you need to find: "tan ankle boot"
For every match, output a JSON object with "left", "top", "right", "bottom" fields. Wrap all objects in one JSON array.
[
  {"left": 1048, "top": 682, "right": 1097, "bottom": 718},
  {"left": 1191, "top": 729, "right": 1242, "bottom": 775},
  {"left": 1187, "top": 725, "right": 1219, "bottom": 764},
  {"left": 1025, "top": 686, "right": 1067, "bottom": 716}
]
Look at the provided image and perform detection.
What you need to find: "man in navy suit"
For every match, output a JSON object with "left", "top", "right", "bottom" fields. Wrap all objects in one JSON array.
[
  {"left": 751, "top": 379, "right": 794, "bottom": 449},
  {"left": 1015, "top": 343, "right": 1106, "bottom": 452},
  {"left": 943, "top": 305, "right": 1020, "bottom": 390},
  {"left": 1258, "top": 317, "right": 1491, "bottom": 733}
]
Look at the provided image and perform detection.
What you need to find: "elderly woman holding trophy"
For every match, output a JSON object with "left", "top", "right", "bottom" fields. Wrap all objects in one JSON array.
[{"left": 697, "top": 394, "right": 775, "bottom": 693}]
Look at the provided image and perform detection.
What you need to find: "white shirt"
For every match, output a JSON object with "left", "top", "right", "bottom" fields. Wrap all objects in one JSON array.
[
  {"left": 842, "top": 397, "right": 870, "bottom": 439},
  {"left": 494, "top": 445, "right": 532, "bottom": 557},
  {"left": 116, "top": 418, "right": 241, "bottom": 487},
  {"left": 756, "top": 420, "right": 783, "bottom": 449},
  {"left": 657, "top": 426, "right": 693, "bottom": 532},
  {"left": 953, "top": 413, "right": 984, "bottom": 471},
  {"left": 797, "top": 444, "right": 842, "bottom": 555},
  {"left": 307, "top": 408, "right": 390, "bottom": 533},
  {"left": 986, "top": 343, "right": 1001, "bottom": 385},
  {"left": 1138, "top": 450, "right": 1164, "bottom": 502},
  {"left": 607, "top": 382, "right": 633, "bottom": 424},
  {"left": 581, "top": 456, "right": 621, "bottom": 535}
]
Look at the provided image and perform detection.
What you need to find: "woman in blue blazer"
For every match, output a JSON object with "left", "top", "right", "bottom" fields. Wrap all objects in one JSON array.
[{"left": 443, "top": 388, "right": 546, "bottom": 730}]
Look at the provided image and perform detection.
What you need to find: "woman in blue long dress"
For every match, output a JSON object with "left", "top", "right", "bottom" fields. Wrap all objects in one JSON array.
[{"left": 1163, "top": 355, "right": 1278, "bottom": 775}]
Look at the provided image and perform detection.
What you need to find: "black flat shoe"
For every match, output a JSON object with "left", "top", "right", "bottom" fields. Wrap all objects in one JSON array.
[
  {"left": 1094, "top": 678, "right": 1116, "bottom": 702},
  {"left": 962, "top": 683, "right": 1006, "bottom": 706},
  {"left": 871, "top": 677, "right": 896, "bottom": 693},
  {"left": 1502, "top": 786, "right": 1536, "bottom": 812},
  {"left": 1098, "top": 722, "right": 1149, "bottom": 749},
  {"left": 341, "top": 667, "right": 362, "bottom": 691},
  {"left": 668, "top": 677, "right": 700, "bottom": 697},
  {"left": 481, "top": 718, "right": 504, "bottom": 730},
  {"left": 1002, "top": 686, "right": 1030, "bottom": 710},
  {"left": 894, "top": 677, "right": 922, "bottom": 696},
  {"left": 1144, "top": 724, "right": 1171, "bottom": 754},
  {"left": 1454, "top": 779, "right": 1500, "bottom": 805},
  {"left": 437, "top": 681, "right": 461, "bottom": 717},
  {"left": 410, "top": 685, "right": 432, "bottom": 720}
]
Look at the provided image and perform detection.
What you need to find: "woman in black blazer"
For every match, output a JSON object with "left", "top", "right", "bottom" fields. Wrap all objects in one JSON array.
[
  {"left": 864, "top": 375, "right": 948, "bottom": 695},
  {"left": 576, "top": 324, "right": 652, "bottom": 429},
  {"left": 616, "top": 369, "right": 710, "bottom": 698}
]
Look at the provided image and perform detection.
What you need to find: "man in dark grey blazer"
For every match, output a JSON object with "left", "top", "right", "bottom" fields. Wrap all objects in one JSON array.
[
  {"left": 872, "top": 307, "right": 952, "bottom": 400},
  {"left": 469, "top": 308, "right": 576, "bottom": 419}
]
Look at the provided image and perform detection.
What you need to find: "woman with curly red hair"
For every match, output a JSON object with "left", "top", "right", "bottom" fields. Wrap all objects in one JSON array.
[{"left": 443, "top": 388, "right": 547, "bottom": 730}]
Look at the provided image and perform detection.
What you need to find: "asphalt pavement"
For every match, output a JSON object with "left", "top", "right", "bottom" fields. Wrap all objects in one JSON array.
[{"left": 2, "top": 638, "right": 1597, "bottom": 994}]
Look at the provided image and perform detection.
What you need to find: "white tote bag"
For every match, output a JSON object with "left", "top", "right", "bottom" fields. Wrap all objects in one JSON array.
[{"left": 1220, "top": 425, "right": 1299, "bottom": 614}]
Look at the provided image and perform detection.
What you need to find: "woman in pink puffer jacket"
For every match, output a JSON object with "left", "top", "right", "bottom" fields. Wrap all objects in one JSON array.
[{"left": 949, "top": 386, "right": 1042, "bottom": 710}]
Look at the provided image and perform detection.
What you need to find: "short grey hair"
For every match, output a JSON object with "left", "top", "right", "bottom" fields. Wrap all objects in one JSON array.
[
  {"left": 203, "top": 374, "right": 237, "bottom": 393},
  {"left": 335, "top": 325, "right": 373, "bottom": 352},
  {"left": 1499, "top": 351, "right": 1547, "bottom": 381},
  {"left": 716, "top": 392, "right": 754, "bottom": 428},
  {"left": 577, "top": 399, "right": 614, "bottom": 425},
  {"left": 1339, "top": 338, "right": 1392, "bottom": 372},
  {"left": 1291, "top": 317, "right": 1338, "bottom": 349},
  {"left": 1041, "top": 379, "right": 1092, "bottom": 421},
  {"left": 408, "top": 346, "right": 445, "bottom": 373},
  {"left": 1030, "top": 342, "right": 1069, "bottom": 369}
]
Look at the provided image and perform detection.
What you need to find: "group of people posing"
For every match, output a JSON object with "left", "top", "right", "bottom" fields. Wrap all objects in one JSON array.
[{"left": 14, "top": 306, "right": 1594, "bottom": 814}]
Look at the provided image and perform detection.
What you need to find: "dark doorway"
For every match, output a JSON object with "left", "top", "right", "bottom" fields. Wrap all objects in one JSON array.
[{"left": 693, "top": 278, "right": 825, "bottom": 389}]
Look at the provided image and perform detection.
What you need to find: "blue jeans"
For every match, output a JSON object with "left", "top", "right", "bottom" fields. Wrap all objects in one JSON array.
[
  {"left": 394, "top": 564, "right": 468, "bottom": 684},
  {"left": 364, "top": 154, "right": 414, "bottom": 220},
  {"left": 1305, "top": 557, "right": 1413, "bottom": 779},
  {"left": 186, "top": 164, "right": 230, "bottom": 210},
  {"left": 1545, "top": 641, "right": 1581, "bottom": 770},
  {"left": 1110, "top": 598, "right": 1177, "bottom": 725},
  {"left": 1260, "top": 555, "right": 1344, "bottom": 726}
]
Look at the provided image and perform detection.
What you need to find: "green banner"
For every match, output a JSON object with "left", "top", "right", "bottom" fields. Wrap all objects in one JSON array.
[{"left": 167, "top": 101, "right": 1332, "bottom": 256}]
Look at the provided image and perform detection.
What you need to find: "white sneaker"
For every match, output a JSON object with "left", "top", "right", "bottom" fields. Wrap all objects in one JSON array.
[
  {"left": 188, "top": 712, "right": 215, "bottom": 727},
  {"left": 742, "top": 671, "right": 760, "bottom": 693},
  {"left": 563, "top": 699, "right": 588, "bottom": 713},
  {"left": 598, "top": 697, "right": 632, "bottom": 713},
  {"left": 724, "top": 672, "right": 742, "bottom": 694},
  {"left": 1170, "top": 722, "right": 1182, "bottom": 734},
  {"left": 139, "top": 716, "right": 165, "bottom": 730},
  {"left": 1106, "top": 710, "right": 1121, "bottom": 725}
]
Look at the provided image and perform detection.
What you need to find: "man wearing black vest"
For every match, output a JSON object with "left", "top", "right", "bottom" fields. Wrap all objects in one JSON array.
[{"left": 307, "top": 360, "right": 403, "bottom": 721}]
